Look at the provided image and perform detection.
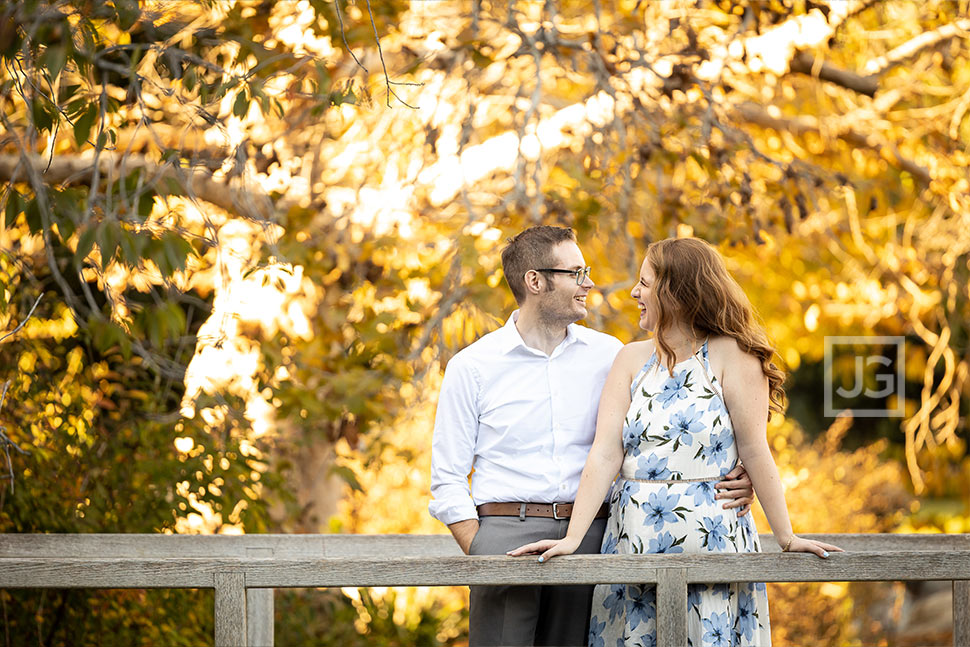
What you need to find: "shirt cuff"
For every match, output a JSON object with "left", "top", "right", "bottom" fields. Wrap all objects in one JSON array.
[{"left": 429, "top": 494, "right": 479, "bottom": 526}]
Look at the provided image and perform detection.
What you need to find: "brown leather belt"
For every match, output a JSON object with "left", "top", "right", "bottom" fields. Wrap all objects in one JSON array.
[{"left": 476, "top": 502, "right": 609, "bottom": 520}]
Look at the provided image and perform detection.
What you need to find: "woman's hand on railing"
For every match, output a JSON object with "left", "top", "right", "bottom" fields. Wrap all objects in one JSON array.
[
  {"left": 782, "top": 534, "right": 844, "bottom": 558},
  {"left": 506, "top": 535, "right": 582, "bottom": 562}
]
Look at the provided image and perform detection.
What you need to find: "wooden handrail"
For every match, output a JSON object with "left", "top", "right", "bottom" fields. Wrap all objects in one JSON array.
[{"left": 2, "top": 534, "right": 968, "bottom": 647}]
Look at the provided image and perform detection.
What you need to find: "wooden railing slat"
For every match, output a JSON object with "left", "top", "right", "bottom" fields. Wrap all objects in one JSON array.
[
  {"left": 246, "top": 547, "right": 274, "bottom": 647},
  {"left": 2, "top": 533, "right": 967, "bottom": 558},
  {"left": 3, "top": 551, "right": 970, "bottom": 588},
  {"left": 214, "top": 572, "right": 247, "bottom": 647},
  {"left": 1, "top": 533, "right": 968, "bottom": 646},
  {"left": 955, "top": 580, "right": 970, "bottom": 647},
  {"left": 656, "top": 568, "right": 688, "bottom": 647}
]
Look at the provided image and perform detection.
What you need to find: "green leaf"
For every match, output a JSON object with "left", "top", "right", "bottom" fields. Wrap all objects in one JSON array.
[
  {"left": 115, "top": 0, "right": 141, "bottom": 31},
  {"left": 120, "top": 167, "right": 142, "bottom": 196},
  {"left": 146, "top": 236, "right": 169, "bottom": 275},
  {"left": 51, "top": 189, "right": 82, "bottom": 242},
  {"left": 183, "top": 68, "right": 197, "bottom": 92},
  {"left": 98, "top": 220, "right": 119, "bottom": 270},
  {"left": 4, "top": 191, "right": 24, "bottom": 228},
  {"left": 233, "top": 90, "right": 249, "bottom": 118},
  {"left": 74, "top": 226, "right": 97, "bottom": 266},
  {"left": 74, "top": 102, "right": 97, "bottom": 148},
  {"left": 329, "top": 465, "right": 364, "bottom": 492},
  {"left": 42, "top": 44, "right": 68, "bottom": 81},
  {"left": 118, "top": 229, "right": 138, "bottom": 267},
  {"left": 24, "top": 198, "right": 42, "bottom": 234},
  {"left": 160, "top": 301, "right": 186, "bottom": 338},
  {"left": 31, "top": 99, "right": 56, "bottom": 133},
  {"left": 65, "top": 96, "right": 87, "bottom": 117},
  {"left": 161, "top": 232, "right": 195, "bottom": 274},
  {"left": 137, "top": 192, "right": 154, "bottom": 221},
  {"left": 96, "top": 130, "right": 112, "bottom": 148}
]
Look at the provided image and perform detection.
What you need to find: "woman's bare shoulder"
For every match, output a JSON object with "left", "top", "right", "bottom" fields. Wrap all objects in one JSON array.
[
  {"left": 708, "top": 335, "right": 740, "bottom": 356},
  {"left": 708, "top": 336, "right": 761, "bottom": 380},
  {"left": 615, "top": 339, "right": 655, "bottom": 369}
]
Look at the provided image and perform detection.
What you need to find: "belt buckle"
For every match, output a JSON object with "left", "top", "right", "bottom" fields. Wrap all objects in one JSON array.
[{"left": 552, "top": 503, "right": 567, "bottom": 520}]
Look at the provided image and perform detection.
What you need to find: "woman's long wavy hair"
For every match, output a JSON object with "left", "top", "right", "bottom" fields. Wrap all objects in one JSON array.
[{"left": 646, "top": 237, "right": 786, "bottom": 416}]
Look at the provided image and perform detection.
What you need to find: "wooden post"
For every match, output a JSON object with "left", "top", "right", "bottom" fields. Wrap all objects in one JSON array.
[
  {"left": 214, "top": 572, "right": 248, "bottom": 647},
  {"left": 954, "top": 580, "right": 970, "bottom": 647},
  {"left": 656, "top": 567, "right": 688, "bottom": 647},
  {"left": 247, "top": 588, "right": 273, "bottom": 646},
  {"left": 246, "top": 547, "right": 274, "bottom": 647}
]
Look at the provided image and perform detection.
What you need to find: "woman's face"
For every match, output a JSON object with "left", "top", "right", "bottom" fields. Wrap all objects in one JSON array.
[{"left": 630, "top": 257, "right": 658, "bottom": 331}]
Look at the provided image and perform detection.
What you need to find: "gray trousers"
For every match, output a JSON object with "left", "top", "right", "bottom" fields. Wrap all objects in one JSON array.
[{"left": 467, "top": 515, "right": 608, "bottom": 646}]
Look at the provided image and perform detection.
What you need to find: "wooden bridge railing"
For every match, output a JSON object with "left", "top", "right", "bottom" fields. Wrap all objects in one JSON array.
[{"left": 2, "top": 533, "right": 969, "bottom": 646}]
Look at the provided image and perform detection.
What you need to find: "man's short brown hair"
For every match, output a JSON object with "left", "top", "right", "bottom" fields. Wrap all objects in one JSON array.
[{"left": 501, "top": 226, "right": 577, "bottom": 305}]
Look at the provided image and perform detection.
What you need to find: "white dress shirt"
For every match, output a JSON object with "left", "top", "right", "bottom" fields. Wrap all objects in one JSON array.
[{"left": 429, "top": 311, "right": 623, "bottom": 525}]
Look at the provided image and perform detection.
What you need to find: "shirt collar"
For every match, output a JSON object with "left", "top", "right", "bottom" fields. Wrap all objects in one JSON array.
[{"left": 498, "top": 310, "right": 589, "bottom": 355}]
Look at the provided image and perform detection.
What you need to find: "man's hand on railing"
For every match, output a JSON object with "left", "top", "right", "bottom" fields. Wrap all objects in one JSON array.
[
  {"left": 780, "top": 534, "right": 844, "bottom": 558},
  {"left": 506, "top": 535, "right": 582, "bottom": 562}
]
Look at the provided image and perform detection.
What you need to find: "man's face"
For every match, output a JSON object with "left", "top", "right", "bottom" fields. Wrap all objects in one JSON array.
[{"left": 534, "top": 241, "right": 593, "bottom": 323}]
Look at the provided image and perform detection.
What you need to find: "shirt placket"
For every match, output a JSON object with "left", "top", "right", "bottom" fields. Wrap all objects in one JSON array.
[{"left": 549, "top": 347, "right": 568, "bottom": 501}]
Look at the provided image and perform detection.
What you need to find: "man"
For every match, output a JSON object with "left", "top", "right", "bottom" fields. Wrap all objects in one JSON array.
[{"left": 429, "top": 226, "right": 752, "bottom": 646}]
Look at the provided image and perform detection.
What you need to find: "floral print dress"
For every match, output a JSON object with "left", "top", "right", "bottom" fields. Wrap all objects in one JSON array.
[{"left": 589, "top": 340, "right": 771, "bottom": 647}]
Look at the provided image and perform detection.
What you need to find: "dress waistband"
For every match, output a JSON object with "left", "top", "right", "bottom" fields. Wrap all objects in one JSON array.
[{"left": 620, "top": 474, "right": 723, "bottom": 484}]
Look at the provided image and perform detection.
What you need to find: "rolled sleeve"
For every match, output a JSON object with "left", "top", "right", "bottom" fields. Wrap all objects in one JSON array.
[{"left": 429, "top": 355, "right": 481, "bottom": 525}]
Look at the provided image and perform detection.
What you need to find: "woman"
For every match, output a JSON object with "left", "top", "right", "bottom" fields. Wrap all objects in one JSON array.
[{"left": 509, "top": 237, "right": 842, "bottom": 646}]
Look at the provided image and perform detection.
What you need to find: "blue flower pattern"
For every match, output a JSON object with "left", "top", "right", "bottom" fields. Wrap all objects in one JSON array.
[
  {"left": 647, "top": 531, "right": 684, "bottom": 554},
  {"left": 635, "top": 454, "right": 672, "bottom": 481},
  {"left": 667, "top": 403, "right": 702, "bottom": 447},
  {"left": 702, "top": 612, "right": 732, "bottom": 647},
  {"left": 686, "top": 480, "right": 717, "bottom": 506},
  {"left": 592, "top": 341, "right": 771, "bottom": 646},
  {"left": 655, "top": 371, "right": 689, "bottom": 408},
  {"left": 642, "top": 489, "right": 682, "bottom": 531},
  {"left": 705, "top": 428, "right": 735, "bottom": 468},
  {"left": 625, "top": 586, "right": 656, "bottom": 630}
]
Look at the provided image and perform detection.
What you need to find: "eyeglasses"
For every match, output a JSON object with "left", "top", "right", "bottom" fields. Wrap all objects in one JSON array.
[{"left": 535, "top": 266, "right": 592, "bottom": 285}]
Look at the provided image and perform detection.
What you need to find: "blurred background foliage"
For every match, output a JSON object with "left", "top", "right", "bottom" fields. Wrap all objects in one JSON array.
[{"left": 1, "top": 0, "right": 968, "bottom": 644}]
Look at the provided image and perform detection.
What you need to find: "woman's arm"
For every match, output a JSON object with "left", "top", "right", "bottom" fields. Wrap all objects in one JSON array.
[
  {"left": 720, "top": 339, "right": 842, "bottom": 558},
  {"left": 507, "top": 342, "right": 643, "bottom": 561}
]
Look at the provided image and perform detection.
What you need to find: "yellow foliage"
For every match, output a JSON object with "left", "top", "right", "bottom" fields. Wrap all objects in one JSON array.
[
  {"left": 755, "top": 415, "right": 913, "bottom": 646},
  {"left": 332, "top": 368, "right": 469, "bottom": 635}
]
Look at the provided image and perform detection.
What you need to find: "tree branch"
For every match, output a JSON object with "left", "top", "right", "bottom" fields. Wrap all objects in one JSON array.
[
  {"left": 864, "top": 18, "right": 970, "bottom": 76},
  {"left": 789, "top": 50, "right": 878, "bottom": 97},
  {"left": 0, "top": 153, "right": 273, "bottom": 218},
  {"left": 0, "top": 294, "right": 42, "bottom": 345},
  {"left": 733, "top": 102, "right": 932, "bottom": 185},
  {"left": 711, "top": 0, "right": 879, "bottom": 79}
]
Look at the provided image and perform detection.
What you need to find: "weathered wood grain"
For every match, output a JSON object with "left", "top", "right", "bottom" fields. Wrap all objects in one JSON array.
[
  {"left": 0, "top": 533, "right": 464, "bottom": 558},
  {"left": 955, "top": 580, "right": 970, "bottom": 647},
  {"left": 247, "top": 588, "right": 273, "bottom": 647},
  {"left": 0, "top": 558, "right": 221, "bottom": 588},
  {"left": 2, "top": 533, "right": 966, "bottom": 558},
  {"left": 2, "top": 533, "right": 969, "bottom": 647},
  {"left": 2, "top": 551, "right": 969, "bottom": 589},
  {"left": 656, "top": 567, "right": 688, "bottom": 647},
  {"left": 246, "top": 547, "right": 274, "bottom": 647},
  {"left": 214, "top": 572, "right": 247, "bottom": 647}
]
